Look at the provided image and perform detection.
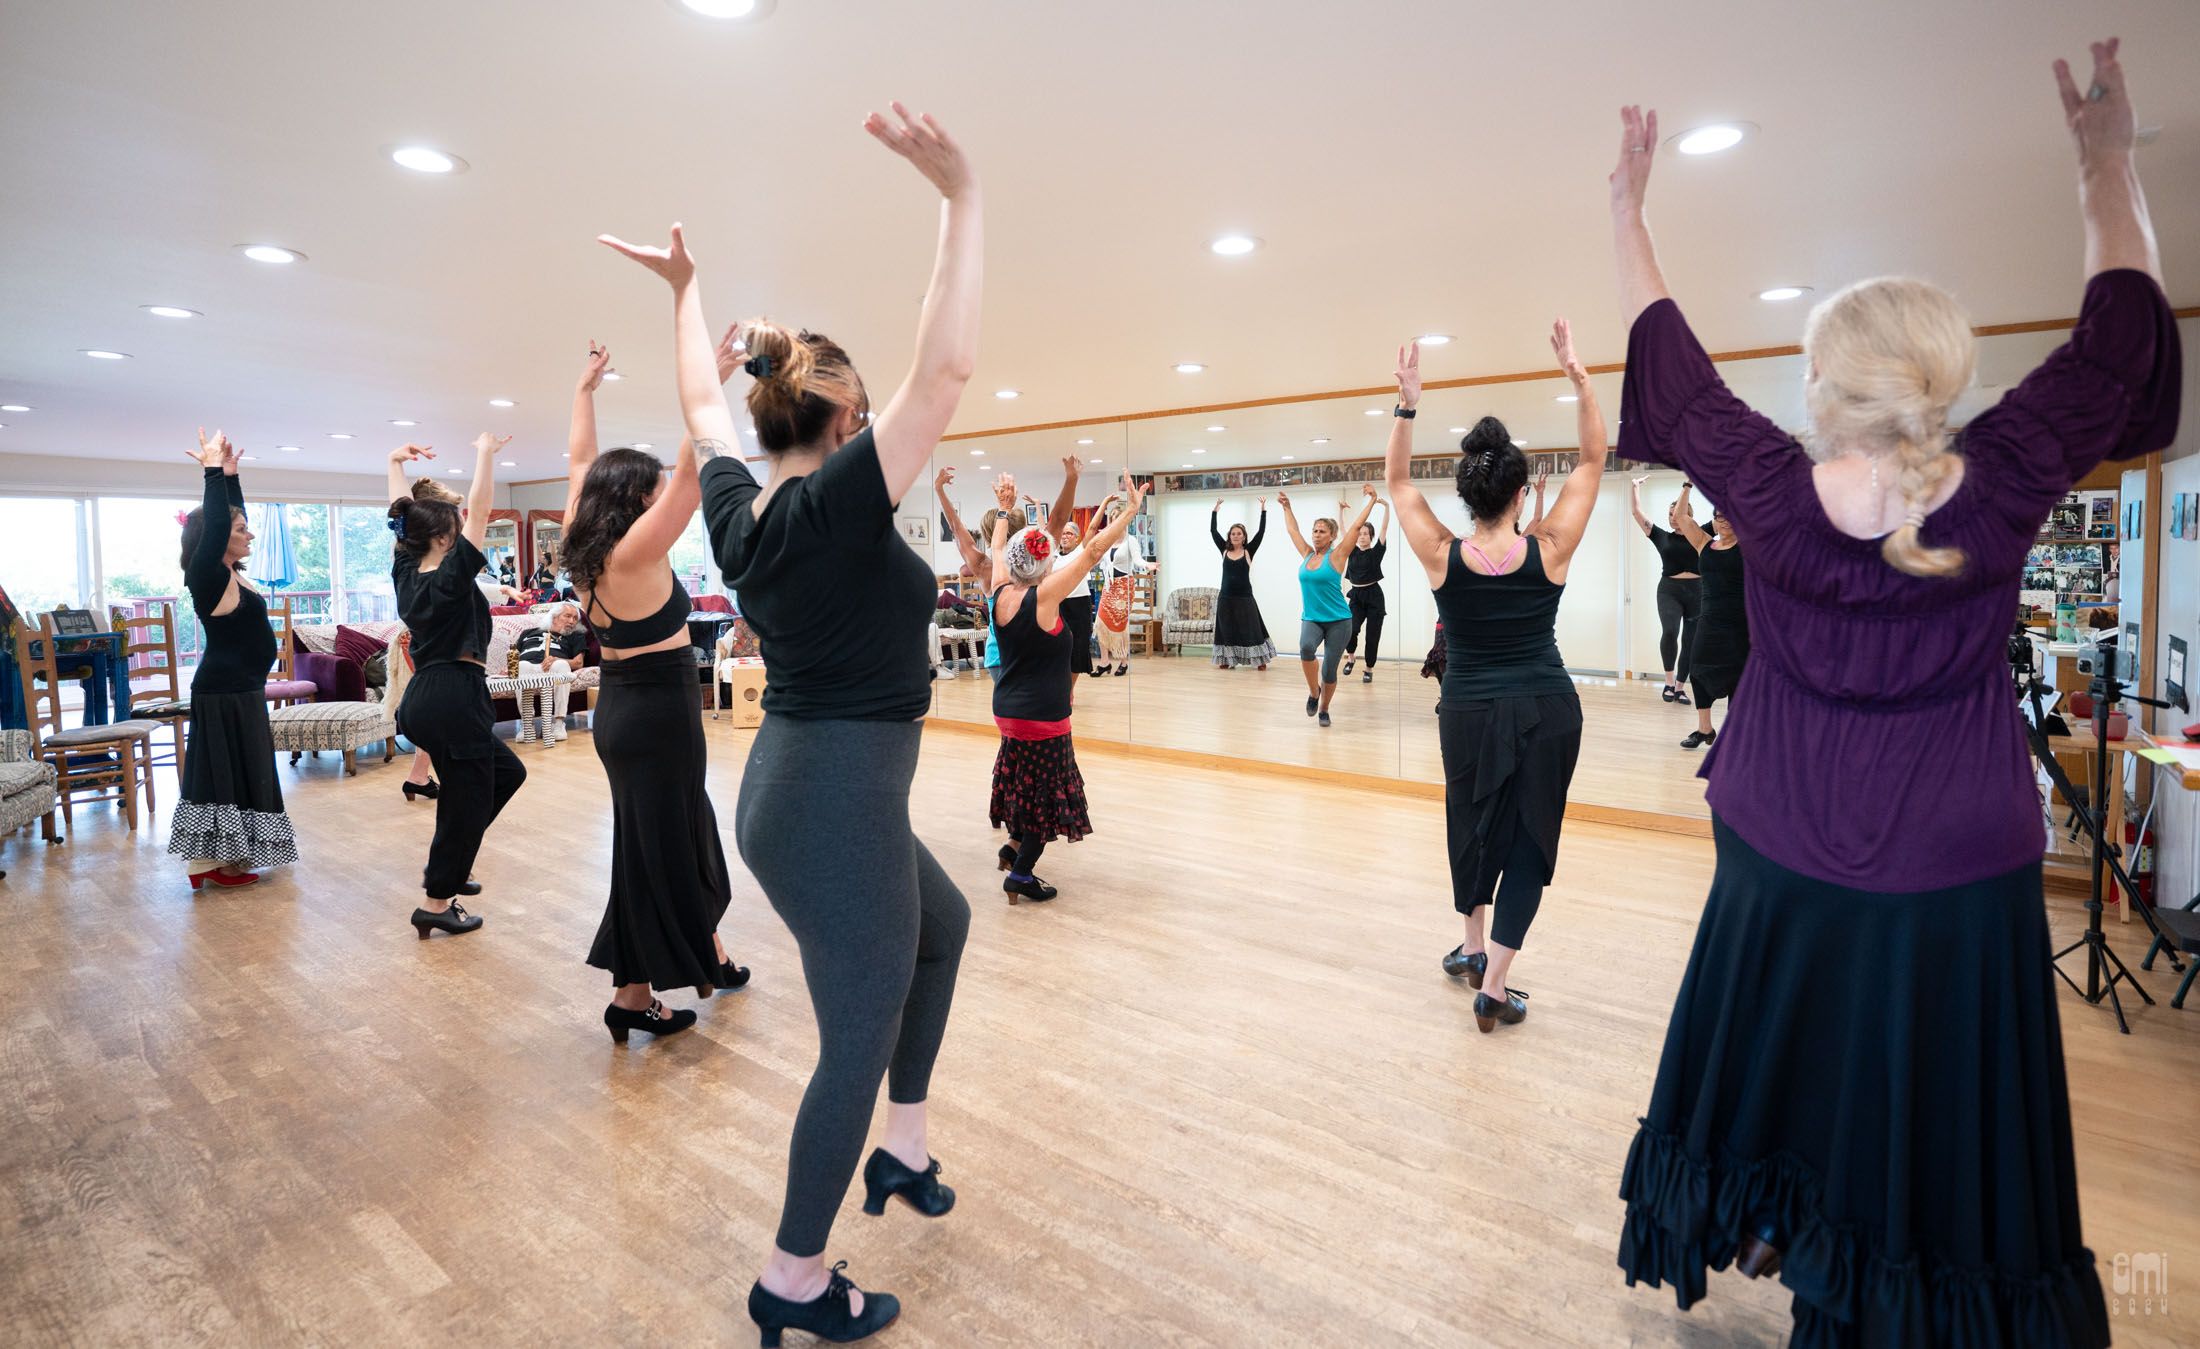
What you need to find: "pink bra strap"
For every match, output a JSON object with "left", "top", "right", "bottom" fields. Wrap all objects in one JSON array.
[{"left": 1461, "top": 536, "right": 1526, "bottom": 575}]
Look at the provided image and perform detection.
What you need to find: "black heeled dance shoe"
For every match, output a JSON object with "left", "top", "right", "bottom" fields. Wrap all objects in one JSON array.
[
  {"left": 860, "top": 1148, "right": 956, "bottom": 1218},
  {"left": 748, "top": 1263, "right": 899, "bottom": 1347},
  {"left": 1473, "top": 987, "right": 1529, "bottom": 1033},
  {"left": 1681, "top": 729, "right": 1717, "bottom": 750},
  {"left": 1659, "top": 685, "right": 1678, "bottom": 703},
  {"left": 410, "top": 900, "right": 481, "bottom": 939},
  {"left": 700, "top": 958, "right": 751, "bottom": 997},
  {"left": 401, "top": 778, "right": 440, "bottom": 802},
  {"left": 456, "top": 879, "right": 482, "bottom": 896},
  {"left": 604, "top": 998, "right": 697, "bottom": 1044},
  {"left": 1004, "top": 875, "right": 1057, "bottom": 904},
  {"left": 1441, "top": 945, "right": 1487, "bottom": 988},
  {"left": 1736, "top": 1218, "right": 1784, "bottom": 1279},
  {"left": 997, "top": 843, "right": 1018, "bottom": 872}
]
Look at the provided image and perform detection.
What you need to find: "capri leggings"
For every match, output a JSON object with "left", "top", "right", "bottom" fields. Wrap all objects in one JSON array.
[
  {"left": 1655, "top": 576, "right": 1702, "bottom": 682},
  {"left": 1299, "top": 617, "right": 1351, "bottom": 685},
  {"left": 734, "top": 714, "right": 971, "bottom": 1259}
]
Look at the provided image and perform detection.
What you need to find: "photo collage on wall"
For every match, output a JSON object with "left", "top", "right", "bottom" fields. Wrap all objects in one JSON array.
[
  {"left": 2021, "top": 489, "right": 2120, "bottom": 613},
  {"left": 1157, "top": 451, "right": 1580, "bottom": 495}
]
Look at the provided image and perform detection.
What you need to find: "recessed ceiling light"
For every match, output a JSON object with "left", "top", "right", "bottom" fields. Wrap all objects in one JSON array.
[
  {"left": 1281, "top": 454, "right": 1295, "bottom": 460},
  {"left": 277, "top": 445, "right": 301, "bottom": 453},
  {"left": 1209, "top": 234, "right": 1261, "bottom": 256},
  {"left": 1192, "top": 448, "right": 1206, "bottom": 454},
  {"left": 1174, "top": 363, "right": 1205, "bottom": 374},
  {"left": 1182, "top": 463, "right": 1193, "bottom": 469},
  {"left": 389, "top": 145, "right": 467, "bottom": 174},
  {"left": 1673, "top": 122, "right": 1754, "bottom": 156},
  {"left": 329, "top": 433, "right": 353, "bottom": 440},
  {"left": 1088, "top": 457, "right": 1103, "bottom": 464},
  {"left": 603, "top": 371, "right": 623, "bottom": 381},
  {"left": 488, "top": 398, "right": 515, "bottom": 408},
  {"left": 1206, "top": 425, "right": 1226, "bottom": 432},
  {"left": 1418, "top": 333, "right": 1453, "bottom": 346},
  {"left": 1076, "top": 438, "right": 1094, "bottom": 445},
  {"left": 390, "top": 420, "right": 416, "bottom": 427},
  {"left": 236, "top": 244, "right": 304, "bottom": 264},
  {"left": 994, "top": 389, "right": 1020, "bottom": 400},
  {"left": 671, "top": 0, "right": 776, "bottom": 18},
  {"left": 81, "top": 349, "right": 130, "bottom": 359},
  {"left": 500, "top": 460, "right": 517, "bottom": 467},
  {"left": 142, "top": 305, "right": 201, "bottom": 319},
  {"left": 1511, "top": 438, "right": 1527, "bottom": 447},
  {"left": 969, "top": 449, "right": 984, "bottom": 457},
  {"left": 1556, "top": 394, "right": 1579, "bottom": 403},
  {"left": 0, "top": 404, "right": 29, "bottom": 412},
  {"left": 1364, "top": 408, "right": 1384, "bottom": 416},
  {"left": 1449, "top": 426, "right": 1468, "bottom": 434},
  {"left": 634, "top": 442, "right": 654, "bottom": 450},
  {"left": 447, "top": 468, "right": 464, "bottom": 476},
  {"left": 1758, "top": 286, "right": 1812, "bottom": 302},
  {"left": 562, "top": 452, "right": 570, "bottom": 457},
  {"left": 1311, "top": 438, "right": 1330, "bottom": 445},
  {"left": 239, "top": 454, "right": 258, "bottom": 461}
]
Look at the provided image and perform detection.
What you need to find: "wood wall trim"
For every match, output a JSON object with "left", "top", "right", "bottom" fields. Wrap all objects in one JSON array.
[{"left": 942, "top": 306, "right": 2200, "bottom": 444}]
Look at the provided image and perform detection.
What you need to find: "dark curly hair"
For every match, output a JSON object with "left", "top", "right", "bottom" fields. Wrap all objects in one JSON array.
[
  {"left": 561, "top": 448, "right": 665, "bottom": 592},
  {"left": 1455, "top": 416, "right": 1529, "bottom": 523},
  {"left": 385, "top": 483, "right": 462, "bottom": 562}
]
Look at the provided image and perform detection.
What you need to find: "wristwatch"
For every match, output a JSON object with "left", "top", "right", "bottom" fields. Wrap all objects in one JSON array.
[{"left": 1394, "top": 406, "right": 1416, "bottom": 419}]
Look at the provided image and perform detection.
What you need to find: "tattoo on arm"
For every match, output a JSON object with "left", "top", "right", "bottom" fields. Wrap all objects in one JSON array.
[{"left": 694, "top": 439, "right": 727, "bottom": 461}]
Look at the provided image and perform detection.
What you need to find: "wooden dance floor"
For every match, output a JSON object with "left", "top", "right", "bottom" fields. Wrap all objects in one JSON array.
[{"left": 3, "top": 722, "right": 2194, "bottom": 1347}]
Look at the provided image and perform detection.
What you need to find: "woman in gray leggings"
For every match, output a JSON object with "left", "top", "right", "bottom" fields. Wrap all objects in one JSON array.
[
  {"left": 605, "top": 102, "right": 980, "bottom": 1347},
  {"left": 1277, "top": 486, "right": 1380, "bottom": 727}
]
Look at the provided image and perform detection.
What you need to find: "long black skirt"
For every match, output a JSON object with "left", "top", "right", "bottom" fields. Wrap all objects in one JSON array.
[
  {"left": 585, "top": 649, "right": 732, "bottom": 989},
  {"left": 167, "top": 687, "right": 297, "bottom": 870},
  {"left": 1059, "top": 593, "right": 1096, "bottom": 675},
  {"left": 1211, "top": 593, "right": 1276, "bottom": 667},
  {"left": 1437, "top": 692, "right": 1582, "bottom": 923},
  {"left": 1689, "top": 619, "right": 1750, "bottom": 707},
  {"left": 988, "top": 733, "right": 1092, "bottom": 844},
  {"left": 1619, "top": 818, "right": 2109, "bottom": 1348}
]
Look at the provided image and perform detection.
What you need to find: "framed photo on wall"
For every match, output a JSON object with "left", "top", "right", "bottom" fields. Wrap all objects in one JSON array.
[{"left": 897, "top": 514, "right": 930, "bottom": 548}]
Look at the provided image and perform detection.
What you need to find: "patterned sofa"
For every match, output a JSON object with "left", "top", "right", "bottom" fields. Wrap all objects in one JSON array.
[
  {"left": 0, "top": 728, "right": 59, "bottom": 878},
  {"left": 1161, "top": 587, "right": 1218, "bottom": 654},
  {"left": 293, "top": 616, "right": 601, "bottom": 722}
]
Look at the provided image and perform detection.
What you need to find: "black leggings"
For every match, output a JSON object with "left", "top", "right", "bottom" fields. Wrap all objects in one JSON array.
[
  {"left": 1345, "top": 587, "right": 1385, "bottom": 666},
  {"left": 1655, "top": 577, "right": 1702, "bottom": 681},
  {"left": 1009, "top": 831, "right": 1047, "bottom": 877},
  {"left": 398, "top": 662, "right": 526, "bottom": 900},
  {"left": 734, "top": 715, "right": 970, "bottom": 1258}
]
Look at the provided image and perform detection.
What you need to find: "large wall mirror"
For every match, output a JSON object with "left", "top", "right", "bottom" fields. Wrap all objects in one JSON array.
[{"left": 927, "top": 327, "right": 2073, "bottom": 825}]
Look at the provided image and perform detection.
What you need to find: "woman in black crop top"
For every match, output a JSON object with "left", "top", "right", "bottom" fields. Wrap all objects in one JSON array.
[
  {"left": 1629, "top": 476, "right": 1707, "bottom": 704},
  {"left": 1342, "top": 498, "right": 1390, "bottom": 682},
  {"left": 1384, "top": 325, "right": 1609, "bottom": 1033},
  {"left": 984, "top": 471, "right": 1148, "bottom": 903},
  {"left": 559, "top": 340, "right": 745, "bottom": 1046},
  {"left": 166, "top": 430, "right": 298, "bottom": 890},
  {"left": 386, "top": 434, "right": 526, "bottom": 940},
  {"left": 1209, "top": 500, "right": 1276, "bottom": 669},
  {"left": 604, "top": 104, "right": 979, "bottom": 1344}
]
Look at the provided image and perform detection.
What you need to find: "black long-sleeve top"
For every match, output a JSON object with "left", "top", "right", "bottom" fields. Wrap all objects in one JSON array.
[
  {"left": 186, "top": 468, "right": 277, "bottom": 693},
  {"left": 1212, "top": 509, "right": 1265, "bottom": 598}
]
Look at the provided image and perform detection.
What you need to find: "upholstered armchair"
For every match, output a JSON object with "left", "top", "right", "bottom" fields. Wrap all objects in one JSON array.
[
  {"left": 0, "top": 728, "right": 61, "bottom": 878},
  {"left": 1161, "top": 587, "right": 1218, "bottom": 654}
]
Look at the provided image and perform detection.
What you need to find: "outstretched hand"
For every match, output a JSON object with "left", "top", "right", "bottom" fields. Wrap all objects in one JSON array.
[
  {"left": 389, "top": 442, "right": 435, "bottom": 465},
  {"left": 1062, "top": 454, "right": 1082, "bottom": 480},
  {"left": 473, "top": 432, "right": 512, "bottom": 457},
  {"left": 993, "top": 473, "right": 1018, "bottom": 509},
  {"left": 598, "top": 223, "right": 697, "bottom": 289},
  {"left": 1274, "top": 490, "right": 1291, "bottom": 509},
  {"left": 1551, "top": 318, "right": 1587, "bottom": 385},
  {"left": 188, "top": 427, "right": 236, "bottom": 472},
  {"left": 1611, "top": 106, "right": 1658, "bottom": 212},
  {"left": 579, "top": 341, "right": 613, "bottom": 393},
  {"left": 714, "top": 324, "right": 746, "bottom": 385},
  {"left": 935, "top": 465, "right": 956, "bottom": 490},
  {"left": 2054, "top": 38, "right": 2135, "bottom": 165},
  {"left": 1394, "top": 340, "right": 1422, "bottom": 408},
  {"left": 864, "top": 103, "right": 975, "bottom": 200}
]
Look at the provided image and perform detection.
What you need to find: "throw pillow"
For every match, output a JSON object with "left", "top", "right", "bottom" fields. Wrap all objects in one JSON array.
[
  {"left": 334, "top": 624, "right": 388, "bottom": 672},
  {"left": 363, "top": 650, "right": 387, "bottom": 690}
]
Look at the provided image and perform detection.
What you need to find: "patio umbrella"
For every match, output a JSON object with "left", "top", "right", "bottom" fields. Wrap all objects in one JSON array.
[{"left": 247, "top": 503, "right": 297, "bottom": 588}]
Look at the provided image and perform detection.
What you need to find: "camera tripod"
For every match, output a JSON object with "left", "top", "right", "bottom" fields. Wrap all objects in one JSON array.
[{"left": 2019, "top": 668, "right": 2180, "bottom": 1032}]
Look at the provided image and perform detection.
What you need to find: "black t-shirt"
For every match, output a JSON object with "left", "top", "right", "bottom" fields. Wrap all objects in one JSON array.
[
  {"left": 699, "top": 428, "right": 934, "bottom": 720},
  {"left": 1648, "top": 524, "right": 1704, "bottom": 578},
  {"left": 515, "top": 626, "right": 586, "bottom": 664},
  {"left": 1346, "top": 539, "right": 1386, "bottom": 586},
  {"left": 393, "top": 533, "right": 493, "bottom": 669}
]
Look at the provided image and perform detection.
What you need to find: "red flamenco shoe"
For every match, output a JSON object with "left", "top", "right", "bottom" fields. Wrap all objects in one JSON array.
[{"left": 189, "top": 869, "right": 260, "bottom": 890}]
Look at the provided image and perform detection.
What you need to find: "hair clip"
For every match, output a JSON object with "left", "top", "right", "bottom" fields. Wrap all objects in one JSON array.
[
  {"left": 744, "top": 354, "right": 775, "bottom": 379},
  {"left": 387, "top": 515, "right": 407, "bottom": 540},
  {"left": 1904, "top": 505, "right": 1926, "bottom": 530}
]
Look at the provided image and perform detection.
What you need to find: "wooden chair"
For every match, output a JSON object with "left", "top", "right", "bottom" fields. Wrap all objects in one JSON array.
[
  {"left": 110, "top": 603, "right": 191, "bottom": 776},
  {"left": 12, "top": 614, "right": 157, "bottom": 834},
  {"left": 262, "top": 597, "right": 317, "bottom": 708},
  {"left": 1126, "top": 574, "right": 1159, "bottom": 655}
]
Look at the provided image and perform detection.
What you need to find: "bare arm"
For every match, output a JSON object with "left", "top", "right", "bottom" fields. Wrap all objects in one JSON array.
[
  {"left": 868, "top": 105, "right": 982, "bottom": 505},
  {"left": 2054, "top": 39, "right": 2161, "bottom": 281},
  {"left": 596, "top": 225, "right": 740, "bottom": 461},
  {"left": 1047, "top": 456, "right": 1081, "bottom": 540},
  {"left": 461, "top": 433, "right": 506, "bottom": 549},
  {"left": 985, "top": 473, "right": 1016, "bottom": 596},
  {"left": 1382, "top": 341, "right": 1454, "bottom": 586},
  {"left": 1333, "top": 484, "right": 1379, "bottom": 566},
  {"left": 935, "top": 468, "right": 987, "bottom": 575},
  {"left": 1527, "top": 469, "right": 1549, "bottom": 530},
  {"left": 565, "top": 342, "right": 611, "bottom": 520},
  {"left": 1274, "top": 492, "right": 1312, "bottom": 557},
  {"left": 1629, "top": 477, "right": 1654, "bottom": 536},
  {"left": 1609, "top": 106, "right": 1672, "bottom": 330},
  {"left": 1672, "top": 481, "right": 1709, "bottom": 550},
  {"left": 1528, "top": 321, "right": 1609, "bottom": 569},
  {"left": 1045, "top": 475, "right": 1147, "bottom": 603},
  {"left": 386, "top": 440, "right": 433, "bottom": 504},
  {"left": 613, "top": 438, "right": 701, "bottom": 568}
]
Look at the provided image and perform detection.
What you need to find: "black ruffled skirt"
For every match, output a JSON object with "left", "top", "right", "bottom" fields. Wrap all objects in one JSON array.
[
  {"left": 1619, "top": 818, "right": 2109, "bottom": 1348},
  {"left": 167, "top": 687, "right": 297, "bottom": 870},
  {"left": 1688, "top": 618, "right": 1750, "bottom": 707},
  {"left": 585, "top": 650, "right": 732, "bottom": 988},
  {"left": 1211, "top": 593, "right": 1275, "bottom": 668},
  {"left": 988, "top": 733, "right": 1091, "bottom": 843}
]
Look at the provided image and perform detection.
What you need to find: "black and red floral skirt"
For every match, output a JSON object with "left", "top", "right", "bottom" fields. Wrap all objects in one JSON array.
[{"left": 988, "top": 732, "right": 1092, "bottom": 843}]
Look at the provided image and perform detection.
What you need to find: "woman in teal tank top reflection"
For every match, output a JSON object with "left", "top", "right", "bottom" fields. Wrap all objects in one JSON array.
[{"left": 1276, "top": 485, "right": 1379, "bottom": 728}]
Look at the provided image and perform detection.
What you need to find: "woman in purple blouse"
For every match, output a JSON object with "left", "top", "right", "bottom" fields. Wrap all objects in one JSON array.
[{"left": 1609, "top": 39, "right": 2177, "bottom": 1348}]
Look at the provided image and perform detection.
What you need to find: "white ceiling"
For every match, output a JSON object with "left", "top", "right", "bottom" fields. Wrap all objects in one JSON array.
[{"left": 1, "top": 0, "right": 2194, "bottom": 483}]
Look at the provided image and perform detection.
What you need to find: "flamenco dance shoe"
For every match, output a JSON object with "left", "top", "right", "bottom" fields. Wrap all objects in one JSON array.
[
  {"left": 456, "top": 879, "right": 483, "bottom": 896},
  {"left": 747, "top": 1263, "right": 899, "bottom": 1347},
  {"left": 1680, "top": 729, "right": 1717, "bottom": 750},
  {"left": 604, "top": 999, "right": 697, "bottom": 1044},
  {"left": 189, "top": 868, "right": 260, "bottom": 890},
  {"left": 1004, "top": 875, "right": 1057, "bottom": 904},
  {"left": 699, "top": 957, "right": 752, "bottom": 996},
  {"left": 410, "top": 900, "right": 482, "bottom": 939},
  {"left": 1736, "top": 1220, "right": 1784, "bottom": 1279},
  {"left": 1440, "top": 945, "right": 1487, "bottom": 988},
  {"left": 401, "top": 778, "right": 440, "bottom": 802},
  {"left": 997, "top": 843, "right": 1018, "bottom": 871},
  {"left": 861, "top": 1148, "right": 956, "bottom": 1217},
  {"left": 1473, "top": 987, "right": 1529, "bottom": 1033},
  {"left": 1112, "top": 664, "right": 1128, "bottom": 677}
]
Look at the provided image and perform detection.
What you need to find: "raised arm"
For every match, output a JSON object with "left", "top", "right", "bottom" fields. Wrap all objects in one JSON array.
[
  {"left": 985, "top": 472, "right": 1017, "bottom": 589},
  {"left": 1046, "top": 474, "right": 1148, "bottom": 602},
  {"left": 2055, "top": 39, "right": 2161, "bottom": 282},
  {"left": 1248, "top": 504, "right": 1267, "bottom": 555},
  {"left": 565, "top": 341, "right": 612, "bottom": 519},
  {"left": 1668, "top": 481, "right": 1707, "bottom": 549},
  {"left": 1381, "top": 341, "right": 1455, "bottom": 586},
  {"left": 461, "top": 432, "right": 507, "bottom": 549},
  {"left": 613, "top": 438, "right": 702, "bottom": 569},
  {"left": 1527, "top": 470, "right": 1548, "bottom": 530},
  {"left": 1274, "top": 491, "right": 1312, "bottom": 557},
  {"left": 1629, "top": 476, "right": 1654, "bottom": 536},
  {"left": 1528, "top": 320, "right": 1610, "bottom": 568},
  {"left": 597, "top": 224, "right": 740, "bottom": 461},
  {"left": 1333, "top": 484, "right": 1379, "bottom": 566},
  {"left": 386, "top": 440, "right": 434, "bottom": 504},
  {"left": 935, "top": 467, "right": 987, "bottom": 575},
  {"left": 1610, "top": 106, "right": 1672, "bottom": 330},
  {"left": 1211, "top": 501, "right": 1228, "bottom": 552},
  {"left": 183, "top": 429, "right": 239, "bottom": 602},
  {"left": 867, "top": 105, "right": 982, "bottom": 505},
  {"left": 1047, "top": 456, "right": 1081, "bottom": 539}
]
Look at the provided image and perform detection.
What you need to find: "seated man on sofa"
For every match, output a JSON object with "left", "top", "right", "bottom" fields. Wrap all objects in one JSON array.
[{"left": 514, "top": 603, "right": 587, "bottom": 741}]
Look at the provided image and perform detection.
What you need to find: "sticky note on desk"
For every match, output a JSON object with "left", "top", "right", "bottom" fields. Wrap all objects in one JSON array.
[{"left": 2139, "top": 748, "right": 2180, "bottom": 765}]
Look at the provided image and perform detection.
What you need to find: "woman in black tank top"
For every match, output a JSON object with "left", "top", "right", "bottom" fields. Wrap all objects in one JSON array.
[
  {"left": 1382, "top": 324, "right": 1610, "bottom": 1033},
  {"left": 1629, "top": 476, "right": 1708, "bottom": 704},
  {"left": 561, "top": 341, "right": 745, "bottom": 1046}
]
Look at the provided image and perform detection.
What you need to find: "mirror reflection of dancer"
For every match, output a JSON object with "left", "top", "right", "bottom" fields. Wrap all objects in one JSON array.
[
  {"left": 1387, "top": 323, "right": 1606, "bottom": 1032},
  {"left": 1629, "top": 475, "right": 1705, "bottom": 704},
  {"left": 1673, "top": 505, "right": 1746, "bottom": 749},
  {"left": 1091, "top": 492, "right": 1151, "bottom": 675},
  {"left": 618, "top": 103, "right": 979, "bottom": 1346},
  {"left": 937, "top": 463, "right": 1076, "bottom": 681},
  {"left": 561, "top": 340, "right": 745, "bottom": 1047},
  {"left": 1277, "top": 486, "right": 1379, "bottom": 727},
  {"left": 1209, "top": 499, "right": 1275, "bottom": 669},
  {"left": 386, "top": 433, "right": 525, "bottom": 939},
  {"left": 1342, "top": 498, "right": 1390, "bottom": 683},
  {"left": 1608, "top": 48, "right": 2178, "bottom": 1342},
  {"left": 1046, "top": 461, "right": 1093, "bottom": 685},
  {"left": 985, "top": 470, "right": 1148, "bottom": 902}
]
